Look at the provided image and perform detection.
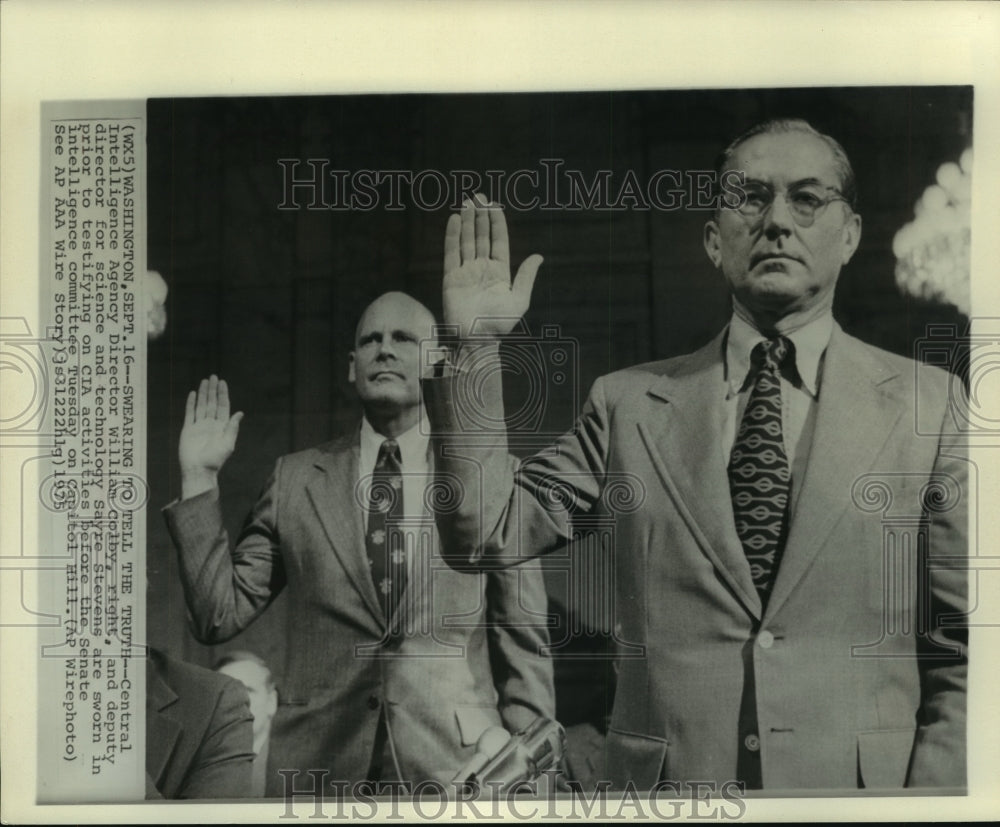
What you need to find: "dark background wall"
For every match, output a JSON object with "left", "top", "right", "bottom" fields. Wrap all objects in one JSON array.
[{"left": 145, "top": 87, "right": 971, "bottom": 726}]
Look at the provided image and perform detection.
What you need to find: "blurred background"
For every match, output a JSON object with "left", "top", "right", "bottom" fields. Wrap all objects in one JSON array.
[{"left": 145, "top": 86, "right": 972, "bottom": 739}]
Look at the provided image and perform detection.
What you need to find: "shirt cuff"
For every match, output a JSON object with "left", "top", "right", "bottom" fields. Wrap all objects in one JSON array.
[
  {"left": 162, "top": 485, "right": 220, "bottom": 515},
  {"left": 432, "top": 340, "right": 502, "bottom": 377}
]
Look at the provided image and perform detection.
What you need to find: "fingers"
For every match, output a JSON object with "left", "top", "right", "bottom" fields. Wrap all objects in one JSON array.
[
  {"left": 217, "top": 378, "right": 231, "bottom": 421},
  {"left": 474, "top": 194, "right": 491, "bottom": 259},
  {"left": 444, "top": 213, "right": 461, "bottom": 274},
  {"left": 192, "top": 375, "right": 228, "bottom": 421},
  {"left": 206, "top": 375, "right": 219, "bottom": 419},
  {"left": 224, "top": 411, "right": 244, "bottom": 443},
  {"left": 195, "top": 378, "right": 208, "bottom": 421},
  {"left": 456, "top": 194, "right": 508, "bottom": 265},
  {"left": 449, "top": 195, "right": 538, "bottom": 310},
  {"left": 513, "top": 254, "right": 543, "bottom": 308},
  {"left": 460, "top": 198, "right": 475, "bottom": 263},
  {"left": 488, "top": 204, "right": 510, "bottom": 265}
]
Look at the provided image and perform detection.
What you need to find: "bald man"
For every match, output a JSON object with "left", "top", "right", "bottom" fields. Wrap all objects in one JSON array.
[
  {"left": 215, "top": 651, "right": 278, "bottom": 797},
  {"left": 164, "top": 292, "right": 555, "bottom": 796}
]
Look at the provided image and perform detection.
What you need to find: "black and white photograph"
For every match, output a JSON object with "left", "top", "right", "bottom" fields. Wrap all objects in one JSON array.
[
  {"left": 2, "top": 2, "right": 999, "bottom": 823},
  {"left": 144, "top": 87, "right": 973, "bottom": 802}
]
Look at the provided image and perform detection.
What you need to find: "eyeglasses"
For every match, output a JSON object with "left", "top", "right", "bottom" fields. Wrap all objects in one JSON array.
[{"left": 727, "top": 181, "right": 852, "bottom": 227}]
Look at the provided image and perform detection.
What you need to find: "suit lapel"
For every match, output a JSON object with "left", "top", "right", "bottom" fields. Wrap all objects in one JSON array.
[
  {"left": 764, "top": 326, "right": 905, "bottom": 621},
  {"left": 638, "top": 331, "right": 763, "bottom": 619},
  {"left": 146, "top": 657, "right": 181, "bottom": 789},
  {"left": 306, "top": 433, "right": 385, "bottom": 625}
]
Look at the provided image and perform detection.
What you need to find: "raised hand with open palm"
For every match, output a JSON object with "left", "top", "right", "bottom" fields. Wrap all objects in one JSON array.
[
  {"left": 443, "top": 194, "right": 543, "bottom": 339},
  {"left": 178, "top": 374, "right": 244, "bottom": 499}
]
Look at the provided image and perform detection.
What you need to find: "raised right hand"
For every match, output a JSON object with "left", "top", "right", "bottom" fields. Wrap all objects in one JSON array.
[
  {"left": 178, "top": 375, "right": 243, "bottom": 499},
  {"left": 443, "top": 194, "right": 543, "bottom": 339}
]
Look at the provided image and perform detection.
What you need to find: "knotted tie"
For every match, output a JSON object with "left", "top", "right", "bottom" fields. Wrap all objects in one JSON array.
[
  {"left": 366, "top": 439, "right": 407, "bottom": 622},
  {"left": 728, "top": 337, "right": 792, "bottom": 604}
]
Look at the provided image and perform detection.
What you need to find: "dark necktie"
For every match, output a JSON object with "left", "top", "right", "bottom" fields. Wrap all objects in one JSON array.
[
  {"left": 728, "top": 337, "right": 792, "bottom": 604},
  {"left": 366, "top": 439, "right": 407, "bottom": 622}
]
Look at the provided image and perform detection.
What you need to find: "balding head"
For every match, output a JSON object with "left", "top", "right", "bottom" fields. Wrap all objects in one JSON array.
[
  {"left": 214, "top": 651, "right": 278, "bottom": 746},
  {"left": 353, "top": 292, "right": 436, "bottom": 344},
  {"left": 348, "top": 292, "right": 438, "bottom": 434}
]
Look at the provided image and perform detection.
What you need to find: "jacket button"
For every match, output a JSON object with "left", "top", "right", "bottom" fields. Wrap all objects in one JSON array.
[
  {"left": 744, "top": 733, "right": 760, "bottom": 752},
  {"left": 367, "top": 695, "right": 380, "bottom": 710},
  {"left": 757, "top": 630, "right": 774, "bottom": 649}
]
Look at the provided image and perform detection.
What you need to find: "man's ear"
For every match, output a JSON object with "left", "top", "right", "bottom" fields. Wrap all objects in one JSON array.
[
  {"left": 703, "top": 219, "right": 723, "bottom": 269},
  {"left": 347, "top": 352, "right": 356, "bottom": 383},
  {"left": 841, "top": 211, "right": 862, "bottom": 265}
]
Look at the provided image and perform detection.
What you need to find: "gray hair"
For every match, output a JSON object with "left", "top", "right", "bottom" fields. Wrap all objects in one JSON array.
[{"left": 715, "top": 118, "right": 857, "bottom": 210}]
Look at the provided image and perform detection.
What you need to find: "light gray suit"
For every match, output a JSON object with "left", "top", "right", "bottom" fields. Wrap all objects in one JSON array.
[
  {"left": 164, "top": 427, "right": 555, "bottom": 795},
  {"left": 426, "top": 323, "right": 967, "bottom": 791}
]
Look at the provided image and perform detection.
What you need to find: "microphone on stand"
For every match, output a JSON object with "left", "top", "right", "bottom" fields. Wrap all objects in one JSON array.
[{"left": 453, "top": 718, "right": 565, "bottom": 792}]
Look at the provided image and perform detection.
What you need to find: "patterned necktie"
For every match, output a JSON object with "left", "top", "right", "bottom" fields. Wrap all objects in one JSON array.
[
  {"left": 728, "top": 337, "right": 792, "bottom": 604},
  {"left": 366, "top": 439, "right": 407, "bottom": 622}
]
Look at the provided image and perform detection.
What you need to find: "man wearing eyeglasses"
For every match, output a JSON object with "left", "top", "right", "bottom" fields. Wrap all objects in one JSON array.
[{"left": 426, "top": 119, "right": 967, "bottom": 792}]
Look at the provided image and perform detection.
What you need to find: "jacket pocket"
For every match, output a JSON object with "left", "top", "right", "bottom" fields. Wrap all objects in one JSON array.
[
  {"left": 455, "top": 705, "right": 502, "bottom": 747},
  {"left": 857, "top": 728, "right": 916, "bottom": 789},
  {"left": 606, "top": 726, "right": 669, "bottom": 791}
]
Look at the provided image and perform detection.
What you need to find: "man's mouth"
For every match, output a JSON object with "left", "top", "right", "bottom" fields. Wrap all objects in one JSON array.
[
  {"left": 752, "top": 252, "right": 803, "bottom": 269},
  {"left": 371, "top": 370, "right": 404, "bottom": 380}
]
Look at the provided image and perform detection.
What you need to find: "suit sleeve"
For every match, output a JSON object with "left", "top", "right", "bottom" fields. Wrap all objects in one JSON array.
[
  {"left": 906, "top": 400, "right": 968, "bottom": 788},
  {"left": 176, "top": 677, "right": 255, "bottom": 799},
  {"left": 162, "top": 463, "right": 286, "bottom": 643},
  {"left": 485, "top": 559, "right": 557, "bottom": 733},
  {"left": 423, "top": 343, "right": 610, "bottom": 571}
]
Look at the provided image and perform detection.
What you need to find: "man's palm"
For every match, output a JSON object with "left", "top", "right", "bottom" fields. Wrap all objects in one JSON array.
[
  {"left": 179, "top": 375, "right": 243, "bottom": 476},
  {"left": 443, "top": 196, "right": 542, "bottom": 338}
]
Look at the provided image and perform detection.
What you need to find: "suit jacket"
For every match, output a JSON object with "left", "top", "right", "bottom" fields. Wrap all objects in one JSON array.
[
  {"left": 425, "top": 324, "right": 967, "bottom": 792},
  {"left": 145, "top": 647, "right": 254, "bottom": 799},
  {"left": 164, "top": 427, "right": 555, "bottom": 795}
]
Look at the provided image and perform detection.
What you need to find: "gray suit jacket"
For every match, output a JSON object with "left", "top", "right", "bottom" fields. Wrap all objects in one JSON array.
[
  {"left": 145, "top": 647, "right": 254, "bottom": 799},
  {"left": 426, "top": 324, "right": 967, "bottom": 791},
  {"left": 164, "top": 428, "right": 555, "bottom": 794}
]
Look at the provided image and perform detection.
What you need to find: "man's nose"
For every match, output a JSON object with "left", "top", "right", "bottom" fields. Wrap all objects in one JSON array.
[
  {"left": 763, "top": 192, "right": 795, "bottom": 236},
  {"left": 376, "top": 337, "right": 397, "bottom": 358}
]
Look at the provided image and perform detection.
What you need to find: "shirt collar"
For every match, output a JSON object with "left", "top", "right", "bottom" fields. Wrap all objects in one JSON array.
[
  {"left": 359, "top": 414, "right": 430, "bottom": 470},
  {"left": 725, "top": 310, "right": 832, "bottom": 399}
]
